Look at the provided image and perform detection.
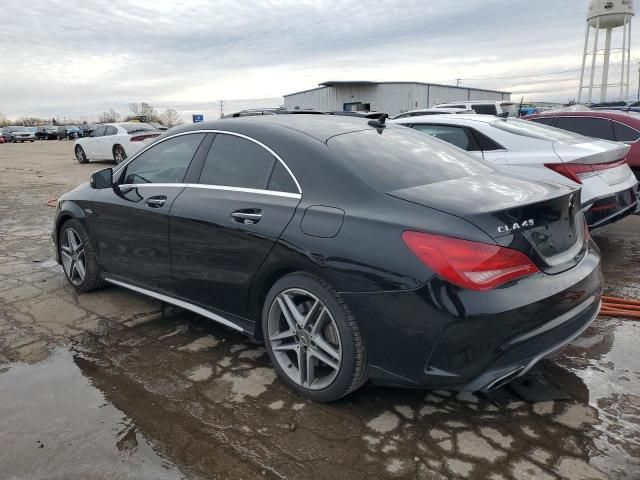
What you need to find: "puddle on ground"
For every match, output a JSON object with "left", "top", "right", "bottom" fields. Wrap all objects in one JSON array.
[{"left": 0, "top": 348, "right": 187, "bottom": 480}]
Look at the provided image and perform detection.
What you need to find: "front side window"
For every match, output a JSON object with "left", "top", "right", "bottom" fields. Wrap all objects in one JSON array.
[
  {"left": 554, "top": 117, "right": 615, "bottom": 140},
  {"left": 92, "top": 126, "right": 107, "bottom": 137},
  {"left": 199, "top": 134, "right": 277, "bottom": 190},
  {"left": 120, "top": 133, "right": 205, "bottom": 184},
  {"left": 412, "top": 124, "right": 473, "bottom": 151}
]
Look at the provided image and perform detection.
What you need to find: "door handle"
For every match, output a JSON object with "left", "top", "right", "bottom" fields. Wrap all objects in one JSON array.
[
  {"left": 145, "top": 196, "right": 167, "bottom": 208},
  {"left": 231, "top": 209, "right": 262, "bottom": 224}
]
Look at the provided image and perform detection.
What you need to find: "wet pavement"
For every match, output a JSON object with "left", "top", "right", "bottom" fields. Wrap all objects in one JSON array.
[{"left": 1, "top": 141, "right": 639, "bottom": 479}]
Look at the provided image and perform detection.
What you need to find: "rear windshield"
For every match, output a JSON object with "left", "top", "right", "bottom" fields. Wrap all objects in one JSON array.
[
  {"left": 122, "top": 123, "right": 157, "bottom": 133},
  {"left": 491, "top": 118, "right": 588, "bottom": 143},
  {"left": 327, "top": 126, "right": 493, "bottom": 192}
]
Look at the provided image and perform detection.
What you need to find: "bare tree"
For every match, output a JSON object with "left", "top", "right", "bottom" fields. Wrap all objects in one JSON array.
[
  {"left": 160, "top": 108, "right": 183, "bottom": 127},
  {"left": 99, "top": 109, "right": 120, "bottom": 123},
  {"left": 0, "top": 112, "right": 7, "bottom": 127},
  {"left": 128, "top": 102, "right": 159, "bottom": 122}
]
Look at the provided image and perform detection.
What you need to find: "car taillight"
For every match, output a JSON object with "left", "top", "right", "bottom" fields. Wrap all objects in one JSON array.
[
  {"left": 130, "top": 134, "right": 160, "bottom": 142},
  {"left": 545, "top": 160, "right": 626, "bottom": 184},
  {"left": 401, "top": 231, "right": 539, "bottom": 291}
]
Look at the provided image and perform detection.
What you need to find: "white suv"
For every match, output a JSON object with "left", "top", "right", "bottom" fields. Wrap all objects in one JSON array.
[{"left": 434, "top": 101, "right": 518, "bottom": 117}]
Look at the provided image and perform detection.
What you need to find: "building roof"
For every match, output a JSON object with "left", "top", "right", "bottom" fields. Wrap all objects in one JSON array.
[{"left": 284, "top": 81, "right": 510, "bottom": 98}]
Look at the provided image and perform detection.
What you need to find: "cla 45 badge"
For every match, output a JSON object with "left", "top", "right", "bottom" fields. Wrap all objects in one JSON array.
[{"left": 498, "top": 219, "right": 535, "bottom": 234}]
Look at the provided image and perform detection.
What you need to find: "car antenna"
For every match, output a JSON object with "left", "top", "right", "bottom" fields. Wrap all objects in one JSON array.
[{"left": 368, "top": 113, "right": 388, "bottom": 128}]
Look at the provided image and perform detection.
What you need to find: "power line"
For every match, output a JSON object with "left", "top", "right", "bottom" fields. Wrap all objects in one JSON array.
[{"left": 454, "top": 67, "right": 585, "bottom": 83}]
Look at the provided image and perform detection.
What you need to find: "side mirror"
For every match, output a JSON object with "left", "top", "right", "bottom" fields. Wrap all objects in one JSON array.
[{"left": 90, "top": 168, "right": 113, "bottom": 189}]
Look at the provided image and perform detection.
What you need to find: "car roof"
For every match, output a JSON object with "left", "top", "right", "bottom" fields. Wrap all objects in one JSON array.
[{"left": 175, "top": 114, "right": 376, "bottom": 142}]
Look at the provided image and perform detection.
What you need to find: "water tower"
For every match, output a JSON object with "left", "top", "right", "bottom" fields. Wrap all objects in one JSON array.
[{"left": 578, "top": 0, "right": 634, "bottom": 103}]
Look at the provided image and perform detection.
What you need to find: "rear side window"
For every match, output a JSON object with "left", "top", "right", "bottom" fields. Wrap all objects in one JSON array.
[
  {"left": 554, "top": 117, "right": 615, "bottom": 140},
  {"left": 121, "top": 133, "right": 205, "bottom": 184},
  {"left": 268, "top": 162, "right": 298, "bottom": 193},
  {"left": 472, "top": 104, "right": 498, "bottom": 115},
  {"left": 327, "top": 127, "right": 492, "bottom": 192},
  {"left": 612, "top": 121, "right": 640, "bottom": 142},
  {"left": 529, "top": 117, "right": 555, "bottom": 126},
  {"left": 411, "top": 124, "right": 475, "bottom": 151},
  {"left": 92, "top": 126, "right": 107, "bottom": 137},
  {"left": 470, "top": 129, "right": 504, "bottom": 151},
  {"left": 104, "top": 126, "right": 117, "bottom": 136},
  {"left": 200, "top": 134, "right": 276, "bottom": 189}
]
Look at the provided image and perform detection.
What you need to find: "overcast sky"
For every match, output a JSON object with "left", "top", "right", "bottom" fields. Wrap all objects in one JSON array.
[{"left": 2, "top": 0, "right": 638, "bottom": 121}]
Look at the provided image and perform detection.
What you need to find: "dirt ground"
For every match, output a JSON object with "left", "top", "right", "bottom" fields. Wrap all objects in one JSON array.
[{"left": 1, "top": 140, "right": 639, "bottom": 480}]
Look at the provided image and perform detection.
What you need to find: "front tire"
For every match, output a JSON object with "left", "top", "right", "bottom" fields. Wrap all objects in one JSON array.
[
  {"left": 262, "top": 272, "right": 367, "bottom": 402},
  {"left": 113, "top": 145, "right": 127, "bottom": 164},
  {"left": 59, "top": 219, "right": 104, "bottom": 292},
  {"left": 75, "top": 145, "right": 88, "bottom": 164}
]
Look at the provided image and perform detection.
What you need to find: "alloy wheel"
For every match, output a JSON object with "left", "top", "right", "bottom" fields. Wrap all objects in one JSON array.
[
  {"left": 75, "top": 146, "right": 85, "bottom": 163},
  {"left": 60, "top": 227, "right": 86, "bottom": 285},
  {"left": 267, "top": 288, "right": 342, "bottom": 390}
]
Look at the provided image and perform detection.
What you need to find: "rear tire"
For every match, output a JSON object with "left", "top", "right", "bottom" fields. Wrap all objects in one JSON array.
[
  {"left": 75, "top": 145, "right": 88, "bottom": 164},
  {"left": 58, "top": 219, "right": 105, "bottom": 292},
  {"left": 113, "top": 145, "right": 127, "bottom": 164},
  {"left": 262, "top": 272, "right": 367, "bottom": 402}
]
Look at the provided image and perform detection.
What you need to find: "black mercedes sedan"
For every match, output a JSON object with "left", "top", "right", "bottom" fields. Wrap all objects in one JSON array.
[{"left": 52, "top": 115, "right": 603, "bottom": 402}]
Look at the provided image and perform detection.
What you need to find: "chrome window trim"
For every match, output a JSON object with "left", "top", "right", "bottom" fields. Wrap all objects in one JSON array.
[
  {"left": 113, "top": 129, "right": 302, "bottom": 194},
  {"left": 117, "top": 182, "right": 301, "bottom": 199},
  {"left": 104, "top": 277, "right": 245, "bottom": 332}
]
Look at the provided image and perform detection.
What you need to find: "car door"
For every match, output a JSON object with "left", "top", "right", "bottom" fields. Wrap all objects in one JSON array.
[
  {"left": 100, "top": 125, "right": 118, "bottom": 158},
  {"left": 170, "top": 132, "right": 301, "bottom": 318},
  {"left": 86, "top": 126, "right": 106, "bottom": 157},
  {"left": 87, "top": 132, "right": 207, "bottom": 291}
]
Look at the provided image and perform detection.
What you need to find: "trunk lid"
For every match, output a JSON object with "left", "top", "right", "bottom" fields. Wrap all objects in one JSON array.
[
  {"left": 388, "top": 172, "right": 587, "bottom": 275},
  {"left": 553, "top": 140, "right": 632, "bottom": 186}
]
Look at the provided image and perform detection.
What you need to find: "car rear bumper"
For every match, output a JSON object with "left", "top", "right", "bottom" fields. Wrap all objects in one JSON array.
[
  {"left": 340, "top": 243, "right": 603, "bottom": 391},
  {"left": 585, "top": 185, "right": 638, "bottom": 228}
]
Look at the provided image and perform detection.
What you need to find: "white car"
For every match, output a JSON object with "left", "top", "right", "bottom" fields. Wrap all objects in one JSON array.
[
  {"left": 391, "top": 114, "right": 638, "bottom": 229},
  {"left": 74, "top": 123, "right": 161, "bottom": 164},
  {"left": 392, "top": 107, "right": 475, "bottom": 119},
  {"left": 434, "top": 100, "right": 519, "bottom": 116}
]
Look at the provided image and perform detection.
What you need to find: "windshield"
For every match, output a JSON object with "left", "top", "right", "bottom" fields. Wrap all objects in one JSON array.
[
  {"left": 327, "top": 126, "right": 493, "bottom": 192},
  {"left": 122, "top": 123, "right": 157, "bottom": 133},
  {"left": 491, "top": 118, "right": 589, "bottom": 143}
]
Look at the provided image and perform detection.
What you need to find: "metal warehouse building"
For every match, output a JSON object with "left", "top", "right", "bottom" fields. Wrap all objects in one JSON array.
[{"left": 283, "top": 81, "right": 511, "bottom": 117}]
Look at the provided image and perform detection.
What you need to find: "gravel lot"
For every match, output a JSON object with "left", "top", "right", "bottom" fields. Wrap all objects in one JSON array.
[{"left": 1, "top": 140, "right": 639, "bottom": 480}]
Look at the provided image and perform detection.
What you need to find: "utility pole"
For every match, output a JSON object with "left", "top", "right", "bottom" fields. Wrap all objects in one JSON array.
[
  {"left": 219, "top": 100, "right": 224, "bottom": 118},
  {"left": 456, "top": 78, "right": 462, "bottom": 87}
]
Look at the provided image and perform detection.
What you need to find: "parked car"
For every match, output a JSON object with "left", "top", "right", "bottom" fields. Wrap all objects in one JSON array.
[
  {"left": 57, "top": 125, "right": 83, "bottom": 140},
  {"left": 434, "top": 101, "right": 519, "bottom": 116},
  {"left": 3, "top": 126, "right": 36, "bottom": 142},
  {"left": 0, "top": 135, "right": 5, "bottom": 144},
  {"left": 525, "top": 110, "right": 640, "bottom": 178},
  {"left": 392, "top": 114, "right": 638, "bottom": 229},
  {"left": 392, "top": 108, "right": 475, "bottom": 119},
  {"left": 1, "top": 128, "right": 14, "bottom": 143},
  {"left": 73, "top": 122, "right": 162, "bottom": 164},
  {"left": 53, "top": 115, "right": 602, "bottom": 401},
  {"left": 36, "top": 125, "right": 59, "bottom": 140}
]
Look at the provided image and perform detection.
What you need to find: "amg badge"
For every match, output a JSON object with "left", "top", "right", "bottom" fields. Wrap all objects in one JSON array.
[{"left": 497, "top": 219, "right": 535, "bottom": 234}]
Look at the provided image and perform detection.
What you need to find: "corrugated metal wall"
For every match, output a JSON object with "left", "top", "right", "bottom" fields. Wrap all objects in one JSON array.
[{"left": 284, "top": 83, "right": 509, "bottom": 116}]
